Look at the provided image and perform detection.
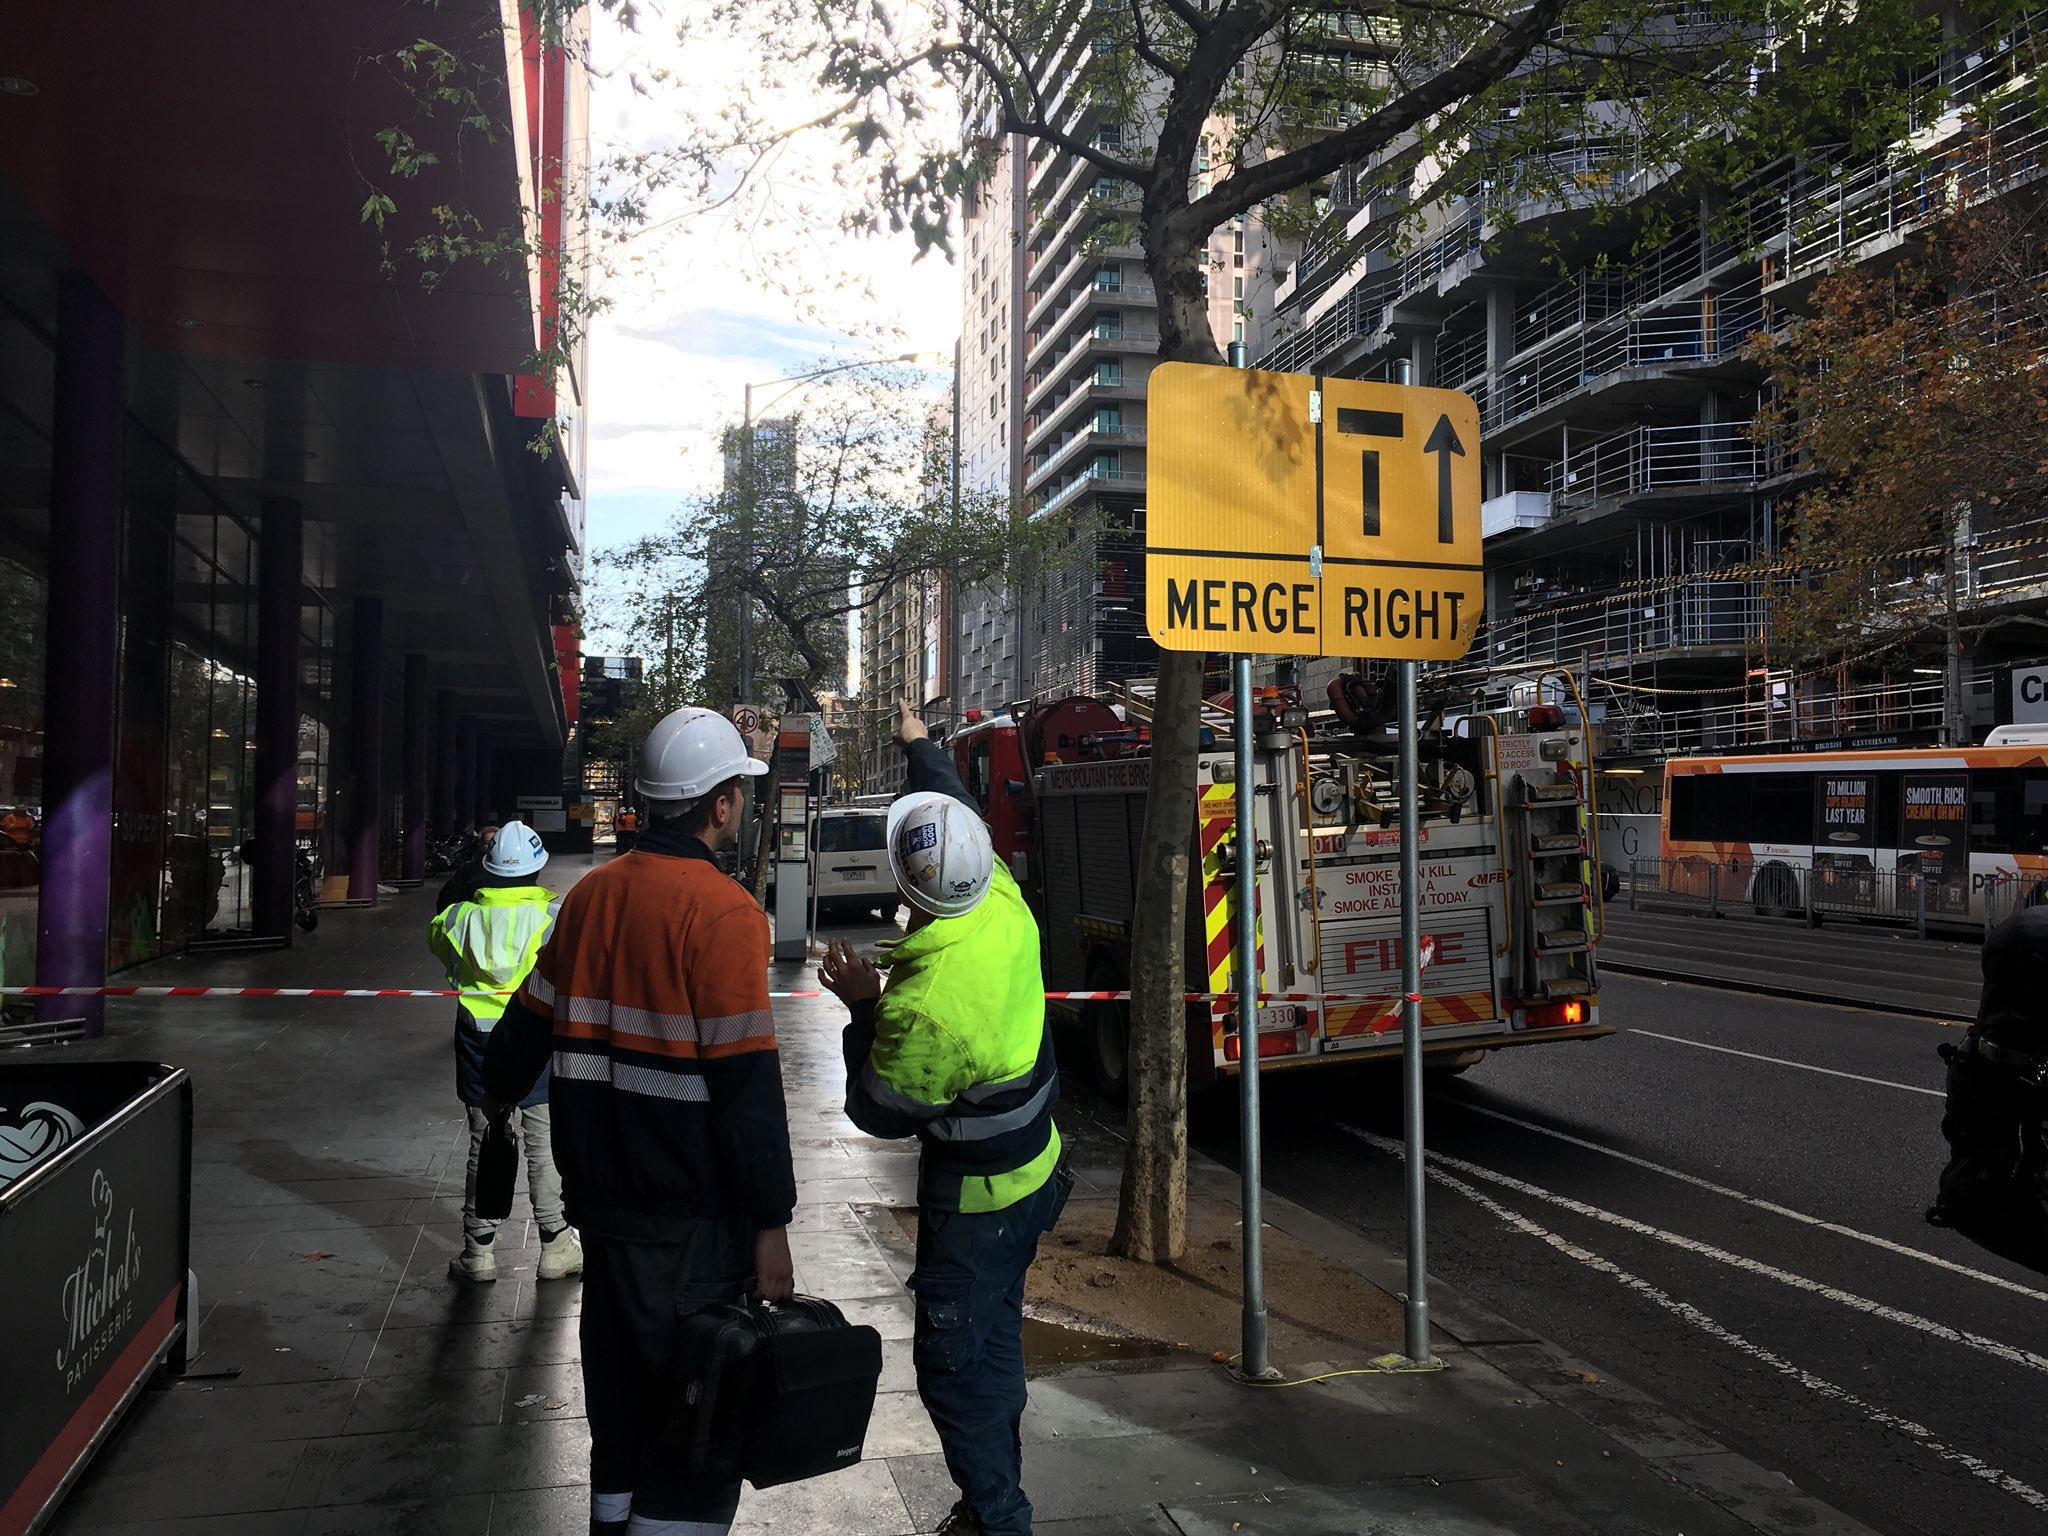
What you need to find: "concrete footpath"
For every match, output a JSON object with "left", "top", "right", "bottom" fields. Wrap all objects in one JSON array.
[{"left": 38, "top": 858, "right": 1874, "bottom": 1535}]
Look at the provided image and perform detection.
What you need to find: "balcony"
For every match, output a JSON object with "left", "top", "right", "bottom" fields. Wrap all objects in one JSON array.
[
  {"left": 1031, "top": 464, "right": 1147, "bottom": 520},
  {"left": 1550, "top": 422, "right": 1773, "bottom": 511},
  {"left": 1028, "top": 241, "right": 1146, "bottom": 328},
  {"left": 1465, "top": 578, "right": 1768, "bottom": 673},
  {"left": 1024, "top": 332, "right": 1161, "bottom": 417},
  {"left": 1034, "top": 425, "right": 1147, "bottom": 484},
  {"left": 1026, "top": 281, "right": 1158, "bottom": 376}
]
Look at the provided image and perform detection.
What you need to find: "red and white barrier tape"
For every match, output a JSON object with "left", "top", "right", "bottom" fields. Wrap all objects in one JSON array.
[{"left": 0, "top": 985, "right": 1423, "bottom": 1004}]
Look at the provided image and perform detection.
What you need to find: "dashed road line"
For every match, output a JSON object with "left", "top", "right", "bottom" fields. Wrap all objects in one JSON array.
[
  {"left": 1438, "top": 1097, "right": 2048, "bottom": 1303},
  {"left": 1349, "top": 1129, "right": 2048, "bottom": 1514},
  {"left": 1336, "top": 1124, "right": 2048, "bottom": 1377},
  {"left": 1629, "top": 1027, "right": 1944, "bottom": 1096}
]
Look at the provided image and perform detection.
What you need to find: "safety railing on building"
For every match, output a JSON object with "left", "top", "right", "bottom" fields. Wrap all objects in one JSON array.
[
  {"left": 1470, "top": 580, "right": 1770, "bottom": 672},
  {"left": 1590, "top": 677, "right": 1947, "bottom": 757},
  {"left": 1266, "top": 8, "right": 2048, "bottom": 389},
  {"left": 1551, "top": 421, "right": 1774, "bottom": 510}
]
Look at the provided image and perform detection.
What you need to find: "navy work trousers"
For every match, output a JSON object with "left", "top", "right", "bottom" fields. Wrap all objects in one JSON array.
[
  {"left": 581, "top": 1226, "right": 751, "bottom": 1534},
  {"left": 909, "top": 1176, "right": 1059, "bottom": 1535}
]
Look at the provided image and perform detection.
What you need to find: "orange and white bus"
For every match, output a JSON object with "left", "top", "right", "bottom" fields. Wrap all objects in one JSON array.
[{"left": 1660, "top": 728, "right": 2048, "bottom": 924}]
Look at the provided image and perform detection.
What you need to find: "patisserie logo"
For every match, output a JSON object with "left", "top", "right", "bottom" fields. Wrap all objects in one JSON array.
[
  {"left": 56, "top": 1168, "right": 143, "bottom": 1389},
  {"left": 0, "top": 1099, "right": 85, "bottom": 1193}
]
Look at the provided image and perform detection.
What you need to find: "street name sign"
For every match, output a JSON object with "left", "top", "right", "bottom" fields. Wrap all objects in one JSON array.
[{"left": 1145, "top": 362, "right": 1483, "bottom": 660}]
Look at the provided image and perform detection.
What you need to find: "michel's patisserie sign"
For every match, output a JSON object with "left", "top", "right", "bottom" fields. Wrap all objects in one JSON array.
[{"left": 0, "top": 1069, "right": 188, "bottom": 1536}]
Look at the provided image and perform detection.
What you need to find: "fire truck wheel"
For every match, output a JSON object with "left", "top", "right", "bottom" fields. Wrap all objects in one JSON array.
[{"left": 1084, "top": 964, "right": 1131, "bottom": 1105}]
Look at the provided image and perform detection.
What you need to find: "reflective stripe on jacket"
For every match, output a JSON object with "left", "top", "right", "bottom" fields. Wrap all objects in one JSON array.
[
  {"left": 844, "top": 740, "right": 1059, "bottom": 1213},
  {"left": 483, "top": 825, "right": 798, "bottom": 1238},
  {"left": 427, "top": 885, "right": 556, "bottom": 1030}
]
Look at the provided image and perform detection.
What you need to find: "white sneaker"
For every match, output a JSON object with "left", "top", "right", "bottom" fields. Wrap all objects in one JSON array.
[
  {"left": 538, "top": 1228, "right": 584, "bottom": 1281},
  {"left": 448, "top": 1237, "right": 498, "bottom": 1282}
]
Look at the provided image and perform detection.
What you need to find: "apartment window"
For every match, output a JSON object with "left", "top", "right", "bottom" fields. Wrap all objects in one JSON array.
[
  {"left": 1233, "top": 229, "right": 1244, "bottom": 253},
  {"left": 1094, "top": 360, "right": 1122, "bottom": 386},
  {"left": 1233, "top": 319, "right": 1244, "bottom": 345},
  {"left": 1092, "top": 176, "right": 1118, "bottom": 198},
  {"left": 1199, "top": 270, "right": 1209, "bottom": 296},
  {"left": 1093, "top": 312, "right": 1122, "bottom": 339},
  {"left": 1094, "top": 264, "right": 1121, "bottom": 291},
  {"left": 1233, "top": 276, "right": 1243, "bottom": 299},
  {"left": 1094, "top": 405, "right": 1122, "bottom": 433},
  {"left": 1090, "top": 454, "right": 1118, "bottom": 478},
  {"left": 1198, "top": 137, "right": 1211, "bottom": 172},
  {"left": 990, "top": 395, "right": 999, "bottom": 419}
]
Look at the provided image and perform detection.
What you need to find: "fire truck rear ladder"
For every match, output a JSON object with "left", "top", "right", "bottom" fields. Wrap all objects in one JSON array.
[{"left": 1507, "top": 672, "right": 1602, "bottom": 1002}]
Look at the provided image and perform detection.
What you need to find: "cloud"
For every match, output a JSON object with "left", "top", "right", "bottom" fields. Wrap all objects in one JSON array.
[{"left": 578, "top": 9, "right": 962, "bottom": 565}]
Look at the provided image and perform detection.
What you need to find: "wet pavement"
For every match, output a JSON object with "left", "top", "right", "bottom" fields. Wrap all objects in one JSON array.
[{"left": 33, "top": 857, "right": 1879, "bottom": 1534}]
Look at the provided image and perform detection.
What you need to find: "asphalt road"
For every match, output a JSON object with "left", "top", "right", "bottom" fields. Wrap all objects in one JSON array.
[{"left": 1182, "top": 976, "right": 2048, "bottom": 1536}]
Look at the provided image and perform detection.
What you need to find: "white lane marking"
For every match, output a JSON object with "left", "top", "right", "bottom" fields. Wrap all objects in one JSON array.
[
  {"left": 1338, "top": 1124, "right": 2048, "bottom": 1377},
  {"left": 1379, "top": 1142, "right": 2048, "bottom": 1513},
  {"left": 1442, "top": 1097, "right": 2048, "bottom": 1304},
  {"left": 1630, "top": 1027, "right": 1944, "bottom": 1096}
]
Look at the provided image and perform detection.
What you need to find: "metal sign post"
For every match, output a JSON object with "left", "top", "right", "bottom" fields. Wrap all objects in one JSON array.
[
  {"left": 1232, "top": 655, "right": 1273, "bottom": 1380},
  {"left": 1143, "top": 360, "right": 1480, "bottom": 1379},
  {"left": 1397, "top": 660, "right": 1431, "bottom": 1364}
]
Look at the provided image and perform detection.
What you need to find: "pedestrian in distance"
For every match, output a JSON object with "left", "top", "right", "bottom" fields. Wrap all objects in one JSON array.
[
  {"left": 481, "top": 707, "right": 796, "bottom": 1536},
  {"left": 427, "top": 819, "right": 582, "bottom": 1285},
  {"left": 436, "top": 821, "right": 502, "bottom": 911},
  {"left": 613, "top": 803, "right": 639, "bottom": 853},
  {"left": 819, "top": 699, "right": 1066, "bottom": 1536}
]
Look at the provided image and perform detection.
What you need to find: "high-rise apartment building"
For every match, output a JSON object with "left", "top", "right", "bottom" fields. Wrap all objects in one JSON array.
[
  {"left": 1263, "top": 21, "right": 2048, "bottom": 758},
  {"left": 973, "top": 125, "right": 1289, "bottom": 701},
  {"left": 955, "top": 135, "right": 1032, "bottom": 715}
]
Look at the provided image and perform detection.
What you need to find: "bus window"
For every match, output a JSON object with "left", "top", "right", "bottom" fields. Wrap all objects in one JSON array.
[
  {"left": 1874, "top": 772, "right": 1902, "bottom": 849},
  {"left": 1669, "top": 773, "right": 1744, "bottom": 842},
  {"left": 1970, "top": 769, "right": 2017, "bottom": 855},
  {"left": 1751, "top": 775, "right": 1814, "bottom": 845},
  {"left": 2022, "top": 773, "right": 2048, "bottom": 856}
]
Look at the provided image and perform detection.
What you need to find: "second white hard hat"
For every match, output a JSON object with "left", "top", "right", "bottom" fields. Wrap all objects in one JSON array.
[
  {"left": 635, "top": 707, "right": 768, "bottom": 804},
  {"left": 887, "top": 792, "right": 995, "bottom": 918},
  {"left": 484, "top": 820, "right": 549, "bottom": 878}
]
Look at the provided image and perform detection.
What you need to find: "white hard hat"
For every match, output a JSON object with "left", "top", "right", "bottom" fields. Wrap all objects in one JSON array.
[
  {"left": 635, "top": 707, "right": 768, "bottom": 804},
  {"left": 886, "top": 792, "right": 994, "bottom": 918},
  {"left": 484, "top": 820, "right": 549, "bottom": 878}
]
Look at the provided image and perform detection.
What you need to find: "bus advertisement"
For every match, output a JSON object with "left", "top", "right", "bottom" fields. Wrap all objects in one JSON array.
[{"left": 1659, "top": 738, "right": 2048, "bottom": 925}]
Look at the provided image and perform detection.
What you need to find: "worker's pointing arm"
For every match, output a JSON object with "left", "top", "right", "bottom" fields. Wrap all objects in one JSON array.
[{"left": 896, "top": 699, "right": 976, "bottom": 814}]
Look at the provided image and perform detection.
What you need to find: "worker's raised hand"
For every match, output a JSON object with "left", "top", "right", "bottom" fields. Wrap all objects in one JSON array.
[
  {"left": 895, "top": 699, "right": 929, "bottom": 746},
  {"left": 818, "top": 938, "right": 882, "bottom": 1005}
]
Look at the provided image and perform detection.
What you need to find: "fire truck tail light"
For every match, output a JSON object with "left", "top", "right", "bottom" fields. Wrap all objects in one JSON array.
[
  {"left": 1527, "top": 703, "right": 1567, "bottom": 730},
  {"left": 1523, "top": 1000, "right": 1587, "bottom": 1029},
  {"left": 1223, "top": 1030, "right": 1304, "bottom": 1063}
]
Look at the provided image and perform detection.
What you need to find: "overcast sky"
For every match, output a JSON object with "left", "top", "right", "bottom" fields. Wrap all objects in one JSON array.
[{"left": 579, "top": 8, "right": 961, "bottom": 588}]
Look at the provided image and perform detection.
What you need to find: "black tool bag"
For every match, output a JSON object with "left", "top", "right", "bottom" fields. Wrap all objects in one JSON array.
[
  {"left": 663, "top": 1295, "right": 883, "bottom": 1489},
  {"left": 473, "top": 1116, "right": 519, "bottom": 1221}
]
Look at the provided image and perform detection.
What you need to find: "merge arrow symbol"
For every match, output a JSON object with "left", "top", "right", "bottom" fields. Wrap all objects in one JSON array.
[{"left": 1424, "top": 414, "right": 1465, "bottom": 544}]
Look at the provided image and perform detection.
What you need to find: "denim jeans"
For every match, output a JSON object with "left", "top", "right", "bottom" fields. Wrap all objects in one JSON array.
[{"left": 910, "top": 1175, "right": 1059, "bottom": 1535}]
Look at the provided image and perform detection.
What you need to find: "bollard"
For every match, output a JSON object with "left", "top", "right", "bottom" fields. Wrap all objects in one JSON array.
[{"left": 1709, "top": 862, "right": 1719, "bottom": 917}]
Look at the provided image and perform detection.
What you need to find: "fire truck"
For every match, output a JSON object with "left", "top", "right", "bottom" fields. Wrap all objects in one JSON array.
[{"left": 951, "top": 673, "right": 1614, "bottom": 1100}]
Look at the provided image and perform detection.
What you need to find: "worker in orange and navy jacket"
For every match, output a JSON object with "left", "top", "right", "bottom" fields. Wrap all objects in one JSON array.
[{"left": 482, "top": 706, "right": 794, "bottom": 1536}]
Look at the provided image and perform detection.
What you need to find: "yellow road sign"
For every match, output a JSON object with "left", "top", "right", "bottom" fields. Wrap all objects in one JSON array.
[{"left": 1145, "top": 363, "right": 1483, "bottom": 661}]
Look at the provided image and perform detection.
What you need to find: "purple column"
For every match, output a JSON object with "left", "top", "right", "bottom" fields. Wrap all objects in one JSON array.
[
  {"left": 456, "top": 716, "right": 478, "bottom": 835},
  {"left": 434, "top": 690, "right": 459, "bottom": 835},
  {"left": 346, "top": 597, "right": 384, "bottom": 902},
  {"left": 401, "top": 655, "right": 428, "bottom": 881},
  {"left": 36, "top": 274, "right": 124, "bottom": 1036},
  {"left": 252, "top": 496, "right": 303, "bottom": 940}
]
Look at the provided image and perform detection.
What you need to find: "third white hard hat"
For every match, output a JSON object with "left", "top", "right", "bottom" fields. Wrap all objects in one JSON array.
[
  {"left": 484, "top": 819, "right": 549, "bottom": 877},
  {"left": 635, "top": 707, "right": 768, "bottom": 803},
  {"left": 886, "top": 792, "right": 994, "bottom": 918}
]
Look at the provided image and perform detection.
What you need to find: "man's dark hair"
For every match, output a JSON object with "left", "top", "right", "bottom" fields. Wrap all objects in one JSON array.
[{"left": 657, "top": 775, "right": 745, "bottom": 837}]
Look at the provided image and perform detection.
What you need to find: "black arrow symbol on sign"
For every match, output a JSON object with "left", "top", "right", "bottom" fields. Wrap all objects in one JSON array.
[{"left": 1424, "top": 414, "right": 1464, "bottom": 543}]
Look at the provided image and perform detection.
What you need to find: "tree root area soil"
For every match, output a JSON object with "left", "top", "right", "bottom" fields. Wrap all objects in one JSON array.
[{"left": 891, "top": 1191, "right": 1406, "bottom": 1368}]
